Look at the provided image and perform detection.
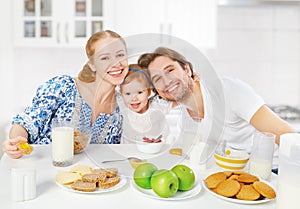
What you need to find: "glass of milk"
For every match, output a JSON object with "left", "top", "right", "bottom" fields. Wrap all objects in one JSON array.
[
  {"left": 248, "top": 131, "right": 275, "bottom": 181},
  {"left": 51, "top": 118, "right": 74, "bottom": 167}
]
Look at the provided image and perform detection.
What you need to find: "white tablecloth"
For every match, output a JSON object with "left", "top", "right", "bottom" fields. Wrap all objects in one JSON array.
[{"left": 0, "top": 144, "right": 277, "bottom": 209}]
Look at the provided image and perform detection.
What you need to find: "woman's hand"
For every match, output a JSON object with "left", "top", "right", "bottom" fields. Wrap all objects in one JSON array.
[{"left": 2, "top": 136, "right": 28, "bottom": 159}]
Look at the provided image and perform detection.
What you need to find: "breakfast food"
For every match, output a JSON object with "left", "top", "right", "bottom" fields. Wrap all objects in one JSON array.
[
  {"left": 71, "top": 164, "right": 93, "bottom": 175},
  {"left": 228, "top": 174, "right": 239, "bottom": 180},
  {"left": 216, "top": 179, "right": 241, "bottom": 197},
  {"left": 74, "top": 129, "right": 90, "bottom": 153},
  {"left": 98, "top": 176, "right": 121, "bottom": 189},
  {"left": 71, "top": 180, "right": 96, "bottom": 192},
  {"left": 129, "top": 158, "right": 147, "bottom": 169},
  {"left": 169, "top": 148, "right": 183, "bottom": 156},
  {"left": 252, "top": 181, "right": 276, "bottom": 199},
  {"left": 18, "top": 142, "right": 33, "bottom": 155},
  {"left": 91, "top": 168, "right": 118, "bottom": 178},
  {"left": 223, "top": 171, "right": 233, "bottom": 177},
  {"left": 142, "top": 136, "right": 162, "bottom": 143},
  {"left": 56, "top": 165, "right": 121, "bottom": 192},
  {"left": 104, "top": 168, "right": 118, "bottom": 178},
  {"left": 82, "top": 173, "right": 103, "bottom": 183},
  {"left": 236, "top": 173, "right": 259, "bottom": 183},
  {"left": 236, "top": 184, "right": 260, "bottom": 200},
  {"left": 204, "top": 172, "right": 227, "bottom": 189},
  {"left": 56, "top": 171, "right": 82, "bottom": 185},
  {"left": 204, "top": 171, "right": 276, "bottom": 201}
]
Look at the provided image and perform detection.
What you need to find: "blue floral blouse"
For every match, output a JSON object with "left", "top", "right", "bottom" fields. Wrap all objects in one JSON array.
[{"left": 12, "top": 75, "right": 123, "bottom": 144}]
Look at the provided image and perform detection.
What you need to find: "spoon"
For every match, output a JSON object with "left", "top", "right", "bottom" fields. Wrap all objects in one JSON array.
[
  {"left": 101, "top": 157, "right": 142, "bottom": 164},
  {"left": 153, "top": 134, "right": 163, "bottom": 143}
]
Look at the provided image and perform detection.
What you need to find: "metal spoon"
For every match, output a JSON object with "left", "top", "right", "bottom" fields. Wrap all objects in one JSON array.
[
  {"left": 153, "top": 134, "right": 163, "bottom": 143},
  {"left": 101, "top": 157, "right": 142, "bottom": 164}
]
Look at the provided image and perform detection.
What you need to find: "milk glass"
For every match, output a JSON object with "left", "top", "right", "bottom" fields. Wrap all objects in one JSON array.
[
  {"left": 248, "top": 131, "right": 275, "bottom": 181},
  {"left": 51, "top": 118, "right": 74, "bottom": 167}
]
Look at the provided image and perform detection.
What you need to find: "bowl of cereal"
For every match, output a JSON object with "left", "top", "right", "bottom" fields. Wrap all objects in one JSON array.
[
  {"left": 136, "top": 134, "right": 165, "bottom": 154},
  {"left": 73, "top": 129, "right": 91, "bottom": 154}
]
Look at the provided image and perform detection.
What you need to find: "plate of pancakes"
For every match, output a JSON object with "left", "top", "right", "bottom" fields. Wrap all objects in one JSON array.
[{"left": 203, "top": 171, "right": 276, "bottom": 204}]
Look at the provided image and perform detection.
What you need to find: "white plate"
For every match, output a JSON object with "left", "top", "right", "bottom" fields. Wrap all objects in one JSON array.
[
  {"left": 56, "top": 176, "right": 127, "bottom": 194},
  {"left": 130, "top": 180, "right": 202, "bottom": 200},
  {"left": 202, "top": 180, "right": 275, "bottom": 205}
]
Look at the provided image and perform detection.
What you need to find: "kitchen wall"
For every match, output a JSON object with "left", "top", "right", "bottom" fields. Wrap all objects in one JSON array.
[
  {"left": 12, "top": 48, "right": 86, "bottom": 109},
  {"left": 0, "top": 0, "right": 14, "bottom": 153},
  {"left": 1, "top": 1, "right": 300, "bottom": 156},
  {"left": 9, "top": 3, "right": 300, "bottom": 110},
  {"left": 206, "top": 3, "right": 300, "bottom": 107}
]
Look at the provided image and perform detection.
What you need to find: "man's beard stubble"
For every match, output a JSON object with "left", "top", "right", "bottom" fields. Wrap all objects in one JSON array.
[{"left": 173, "top": 75, "right": 194, "bottom": 103}]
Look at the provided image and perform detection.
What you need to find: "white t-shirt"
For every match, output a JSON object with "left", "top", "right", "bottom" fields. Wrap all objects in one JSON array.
[
  {"left": 221, "top": 77, "right": 265, "bottom": 150},
  {"left": 120, "top": 99, "right": 171, "bottom": 144},
  {"left": 180, "top": 77, "right": 265, "bottom": 158}
]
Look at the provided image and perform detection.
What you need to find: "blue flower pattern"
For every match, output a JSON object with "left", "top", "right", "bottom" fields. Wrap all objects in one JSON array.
[{"left": 12, "top": 75, "right": 122, "bottom": 144}]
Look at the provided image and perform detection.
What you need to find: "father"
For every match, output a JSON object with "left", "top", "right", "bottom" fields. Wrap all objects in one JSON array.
[{"left": 138, "top": 47, "right": 295, "bottom": 153}]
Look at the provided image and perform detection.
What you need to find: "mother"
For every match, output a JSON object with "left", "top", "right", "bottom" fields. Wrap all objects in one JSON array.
[{"left": 2, "top": 30, "right": 129, "bottom": 159}]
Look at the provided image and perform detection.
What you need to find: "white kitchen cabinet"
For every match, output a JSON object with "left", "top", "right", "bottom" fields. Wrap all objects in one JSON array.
[
  {"left": 13, "top": 0, "right": 108, "bottom": 47},
  {"left": 109, "top": 0, "right": 217, "bottom": 49}
]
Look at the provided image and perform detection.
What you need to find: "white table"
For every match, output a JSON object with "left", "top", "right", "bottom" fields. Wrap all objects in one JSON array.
[{"left": 0, "top": 144, "right": 277, "bottom": 209}]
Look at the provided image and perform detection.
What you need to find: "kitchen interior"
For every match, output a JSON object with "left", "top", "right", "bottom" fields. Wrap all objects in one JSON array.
[{"left": 1, "top": 0, "right": 300, "bottom": 158}]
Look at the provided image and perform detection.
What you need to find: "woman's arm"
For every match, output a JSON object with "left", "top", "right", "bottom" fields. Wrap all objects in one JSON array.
[
  {"left": 250, "top": 105, "right": 296, "bottom": 145},
  {"left": 2, "top": 124, "right": 28, "bottom": 159},
  {"left": 13, "top": 75, "right": 76, "bottom": 144},
  {"left": 9, "top": 124, "right": 29, "bottom": 139}
]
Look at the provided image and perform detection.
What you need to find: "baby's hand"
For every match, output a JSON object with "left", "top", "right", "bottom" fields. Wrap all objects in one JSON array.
[{"left": 2, "top": 136, "right": 28, "bottom": 159}]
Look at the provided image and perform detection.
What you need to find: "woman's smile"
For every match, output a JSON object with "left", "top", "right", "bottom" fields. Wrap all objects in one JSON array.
[{"left": 107, "top": 68, "right": 124, "bottom": 77}]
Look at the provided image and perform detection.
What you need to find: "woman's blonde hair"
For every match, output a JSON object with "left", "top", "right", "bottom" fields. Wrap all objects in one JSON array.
[{"left": 78, "top": 30, "right": 126, "bottom": 82}]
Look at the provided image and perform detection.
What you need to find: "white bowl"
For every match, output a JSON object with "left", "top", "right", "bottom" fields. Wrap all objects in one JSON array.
[
  {"left": 136, "top": 135, "right": 165, "bottom": 154},
  {"left": 214, "top": 149, "right": 249, "bottom": 171}
]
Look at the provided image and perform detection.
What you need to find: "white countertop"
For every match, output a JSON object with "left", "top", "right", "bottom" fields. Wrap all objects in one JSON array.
[{"left": 0, "top": 144, "right": 277, "bottom": 209}]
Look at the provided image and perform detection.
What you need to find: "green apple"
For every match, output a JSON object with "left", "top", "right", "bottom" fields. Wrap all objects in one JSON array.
[
  {"left": 133, "top": 163, "right": 157, "bottom": 189},
  {"left": 150, "top": 169, "right": 179, "bottom": 198},
  {"left": 171, "top": 164, "right": 195, "bottom": 191}
]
